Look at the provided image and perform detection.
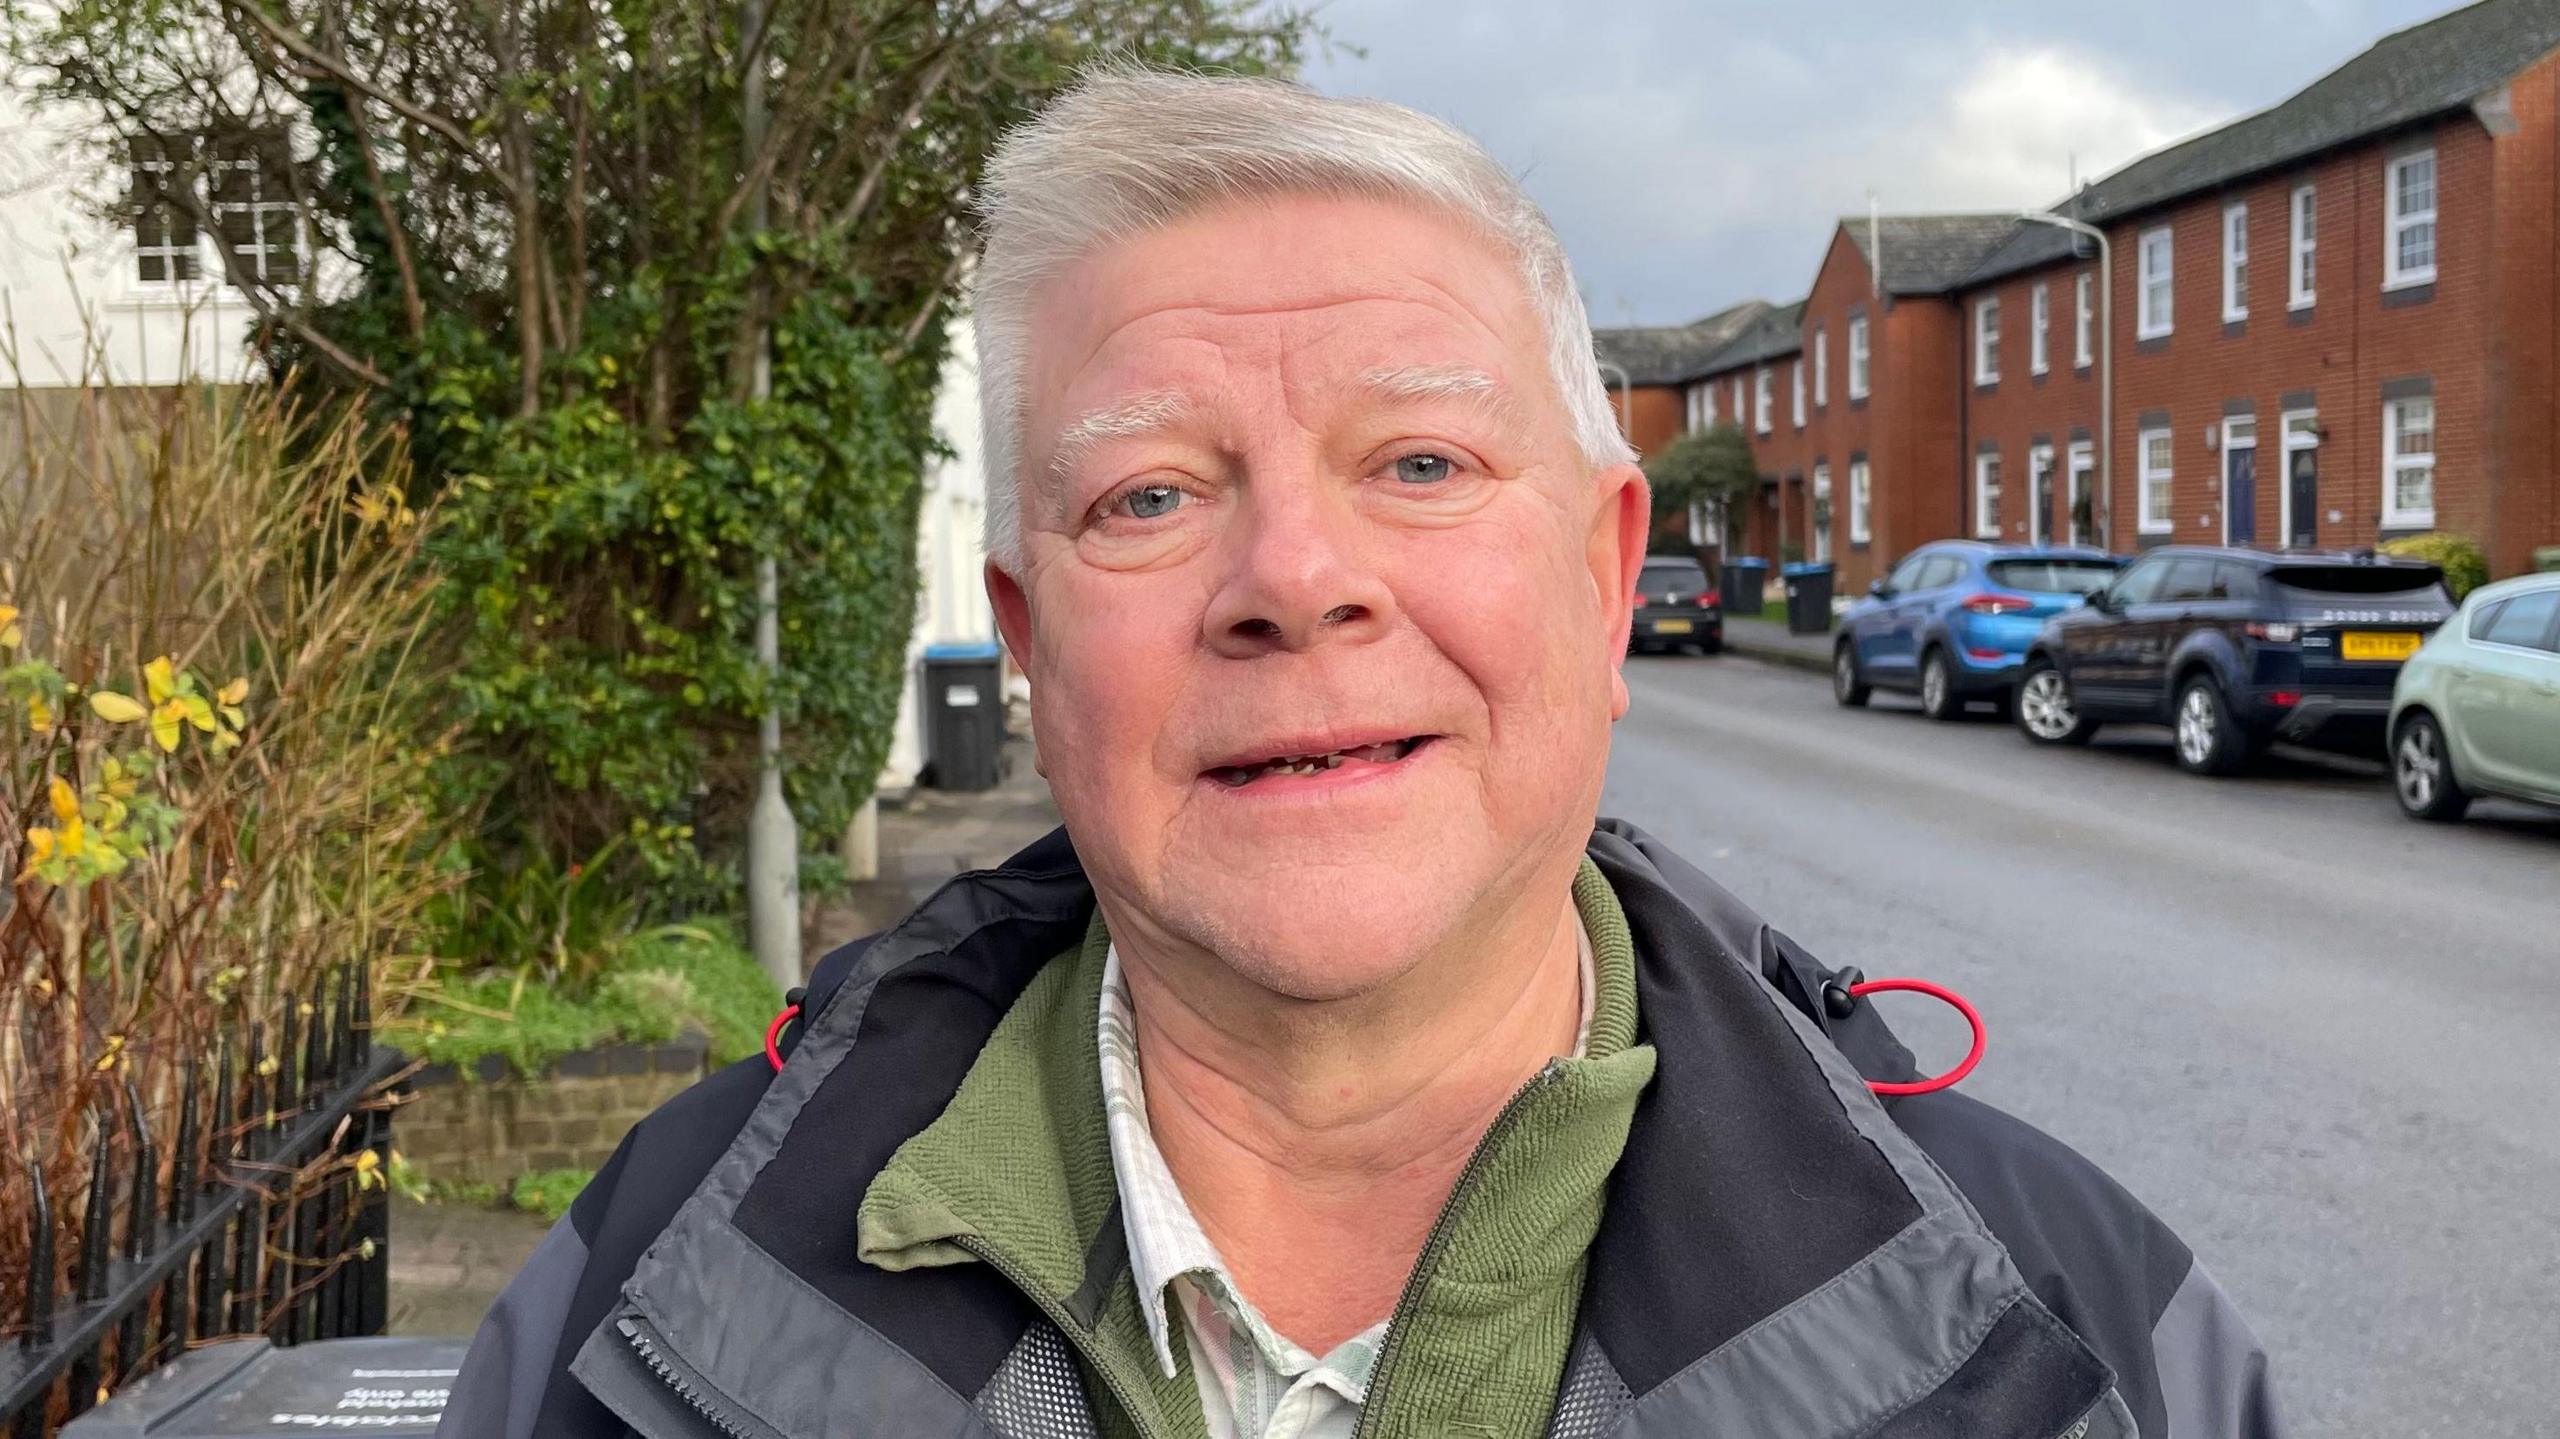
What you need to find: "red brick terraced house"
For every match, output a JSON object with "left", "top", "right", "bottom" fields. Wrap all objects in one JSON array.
[
  {"left": 1600, "top": 0, "right": 2560, "bottom": 586},
  {"left": 1592, "top": 300, "right": 1774, "bottom": 553}
]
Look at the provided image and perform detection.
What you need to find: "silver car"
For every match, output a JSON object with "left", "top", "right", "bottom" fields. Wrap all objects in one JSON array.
[{"left": 2389, "top": 572, "right": 2560, "bottom": 820}]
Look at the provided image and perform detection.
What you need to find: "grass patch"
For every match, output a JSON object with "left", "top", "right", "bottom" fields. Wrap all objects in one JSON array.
[
  {"left": 394, "top": 922, "right": 780, "bottom": 1075},
  {"left": 510, "top": 1168, "right": 597, "bottom": 1223}
]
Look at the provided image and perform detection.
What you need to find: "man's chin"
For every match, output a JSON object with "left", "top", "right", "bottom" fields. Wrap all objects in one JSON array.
[{"left": 1150, "top": 864, "right": 1475, "bottom": 1003}]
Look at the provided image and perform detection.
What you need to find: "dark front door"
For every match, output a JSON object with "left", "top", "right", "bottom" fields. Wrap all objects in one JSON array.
[
  {"left": 2226, "top": 444, "right": 2257, "bottom": 546},
  {"left": 2034, "top": 453, "right": 2056, "bottom": 547},
  {"left": 2288, "top": 447, "right": 2318, "bottom": 548}
]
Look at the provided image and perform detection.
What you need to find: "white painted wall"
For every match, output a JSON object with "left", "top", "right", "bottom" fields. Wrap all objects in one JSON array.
[
  {"left": 0, "top": 85, "right": 259, "bottom": 387},
  {"left": 878, "top": 317, "right": 995, "bottom": 792}
]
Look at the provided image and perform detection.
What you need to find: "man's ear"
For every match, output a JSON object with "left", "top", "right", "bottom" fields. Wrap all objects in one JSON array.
[
  {"left": 987, "top": 560, "right": 1037, "bottom": 685},
  {"left": 1589, "top": 463, "right": 1650, "bottom": 721}
]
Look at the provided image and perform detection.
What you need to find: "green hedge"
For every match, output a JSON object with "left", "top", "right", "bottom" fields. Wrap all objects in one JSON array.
[{"left": 2377, "top": 532, "right": 2489, "bottom": 598}]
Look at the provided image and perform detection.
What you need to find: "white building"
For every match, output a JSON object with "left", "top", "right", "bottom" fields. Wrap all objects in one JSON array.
[
  {"left": 0, "top": 84, "right": 266, "bottom": 388},
  {"left": 879, "top": 318, "right": 1000, "bottom": 793}
]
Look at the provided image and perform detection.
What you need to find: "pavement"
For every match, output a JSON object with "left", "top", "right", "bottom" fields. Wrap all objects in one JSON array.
[
  {"left": 1609, "top": 650, "right": 2560, "bottom": 1439},
  {"left": 1718, "top": 611, "right": 1835, "bottom": 671}
]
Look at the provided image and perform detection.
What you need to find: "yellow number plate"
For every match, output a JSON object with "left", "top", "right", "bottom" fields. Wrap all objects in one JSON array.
[
  {"left": 1653, "top": 618, "right": 1695, "bottom": 635},
  {"left": 2341, "top": 631, "right": 2420, "bottom": 661}
]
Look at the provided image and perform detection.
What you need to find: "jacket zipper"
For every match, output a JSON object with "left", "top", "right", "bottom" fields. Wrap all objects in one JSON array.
[
  {"left": 1352, "top": 1063, "right": 1564, "bottom": 1439},
  {"left": 619, "top": 1313, "right": 781, "bottom": 1439},
  {"left": 952, "top": 1232, "right": 1179, "bottom": 1439}
]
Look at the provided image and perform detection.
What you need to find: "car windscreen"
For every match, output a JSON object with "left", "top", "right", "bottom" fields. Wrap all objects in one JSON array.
[
  {"left": 1986, "top": 559, "right": 2121, "bottom": 594},
  {"left": 1639, "top": 563, "right": 1707, "bottom": 592},
  {"left": 2266, "top": 564, "right": 2451, "bottom": 608}
]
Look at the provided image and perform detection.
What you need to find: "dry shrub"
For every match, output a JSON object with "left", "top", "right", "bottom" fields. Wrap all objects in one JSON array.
[{"left": 0, "top": 341, "right": 449, "bottom": 1342}]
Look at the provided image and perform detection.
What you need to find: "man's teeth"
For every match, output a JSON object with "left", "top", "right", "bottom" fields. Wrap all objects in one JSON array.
[{"left": 1217, "top": 739, "right": 1417, "bottom": 786}]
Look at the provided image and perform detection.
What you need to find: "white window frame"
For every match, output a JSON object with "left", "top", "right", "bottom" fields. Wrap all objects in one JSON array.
[
  {"left": 2074, "top": 272, "right": 2093, "bottom": 368},
  {"left": 2138, "top": 226, "right": 2174, "bottom": 339},
  {"left": 1973, "top": 450, "right": 2002, "bottom": 539},
  {"left": 2222, "top": 202, "right": 2249, "bottom": 323},
  {"left": 2219, "top": 415, "right": 2256, "bottom": 546},
  {"left": 1754, "top": 369, "right": 1773, "bottom": 435},
  {"left": 1811, "top": 462, "right": 1833, "bottom": 563},
  {"left": 2385, "top": 149, "right": 2438, "bottom": 290},
  {"left": 1791, "top": 359, "right": 1806, "bottom": 427},
  {"left": 1847, "top": 315, "right": 1871, "bottom": 399},
  {"left": 2289, "top": 184, "right": 2317, "bottom": 309},
  {"left": 1849, "top": 459, "right": 1872, "bottom": 545},
  {"left": 1733, "top": 377, "right": 1747, "bottom": 424},
  {"left": 2383, "top": 395, "right": 2436, "bottom": 528},
  {"left": 2066, "top": 440, "right": 2096, "bottom": 546},
  {"left": 2030, "top": 283, "right": 2050, "bottom": 376},
  {"left": 1700, "top": 382, "right": 1717, "bottom": 428},
  {"left": 1974, "top": 297, "right": 2001, "bottom": 385},
  {"left": 2027, "top": 442, "right": 2055, "bottom": 546},
  {"left": 1813, "top": 325, "right": 1829, "bottom": 408},
  {"left": 2138, "top": 426, "right": 2175, "bottom": 534}
]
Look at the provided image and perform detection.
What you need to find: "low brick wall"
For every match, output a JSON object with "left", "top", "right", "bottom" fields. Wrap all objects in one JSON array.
[{"left": 398, "top": 1036, "right": 710, "bottom": 1188}]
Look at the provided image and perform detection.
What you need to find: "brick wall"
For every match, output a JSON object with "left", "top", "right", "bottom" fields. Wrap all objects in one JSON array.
[
  {"left": 2093, "top": 116, "right": 2503, "bottom": 557},
  {"left": 398, "top": 1038, "right": 710, "bottom": 1188},
  {"left": 1961, "top": 259, "right": 2104, "bottom": 550},
  {"left": 1800, "top": 231, "right": 1885, "bottom": 590}
]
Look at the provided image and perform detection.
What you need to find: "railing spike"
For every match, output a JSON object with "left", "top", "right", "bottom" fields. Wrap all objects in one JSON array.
[
  {"left": 78, "top": 1121, "right": 112, "bottom": 1303},
  {"left": 22, "top": 1160, "right": 55, "bottom": 1349}
]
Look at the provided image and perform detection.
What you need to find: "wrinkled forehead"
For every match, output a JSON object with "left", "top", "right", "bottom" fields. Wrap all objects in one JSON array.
[{"left": 1017, "top": 194, "right": 1559, "bottom": 465}]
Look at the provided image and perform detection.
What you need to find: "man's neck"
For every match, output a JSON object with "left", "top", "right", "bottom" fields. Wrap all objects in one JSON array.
[{"left": 1110, "top": 866, "right": 1588, "bottom": 1357}]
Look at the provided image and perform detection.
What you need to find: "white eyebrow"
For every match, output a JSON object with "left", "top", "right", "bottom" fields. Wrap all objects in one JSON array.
[
  {"left": 1048, "top": 390, "right": 1196, "bottom": 479},
  {"left": 1358, "top": 364, "right": 1501, "bottom": 402}
]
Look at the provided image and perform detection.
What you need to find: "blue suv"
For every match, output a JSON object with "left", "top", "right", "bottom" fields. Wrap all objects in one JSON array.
[{"left": 1833, "top": 542, "right": 2122, "bottom": 719}]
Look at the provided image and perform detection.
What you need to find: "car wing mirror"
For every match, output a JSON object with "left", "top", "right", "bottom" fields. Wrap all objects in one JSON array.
[{"left": 1869, "top": 580, "right": 1892, "bottom": 598}]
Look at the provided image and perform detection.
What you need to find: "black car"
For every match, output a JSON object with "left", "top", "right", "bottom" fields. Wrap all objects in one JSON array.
[
  {"left": 2014, "top": 546, "right": 2454, "bottom": 774},
  {"left": 1630, "top": 556, "right": 1723, "bottom": 654}
]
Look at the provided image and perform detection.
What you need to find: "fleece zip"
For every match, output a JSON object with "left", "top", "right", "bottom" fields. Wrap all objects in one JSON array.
[{"left": 853, "top": 861, "right": 1655, "bottom": 1439}]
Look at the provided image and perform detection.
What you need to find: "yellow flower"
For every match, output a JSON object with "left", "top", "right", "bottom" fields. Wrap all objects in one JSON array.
[
  {"left": 100, "top": 755, "right": 136, "bottom": 799},
  {"left": 353, "top": 1149, "right": 383, "bottom": 1190},
  {"left": 27, "top": 694, "right": 54, "bottom": 735},
  {"left": 88, "top": 691, "right": 147, "bottom": 724},
  {"left": 182, "top": 693, "right": 216, "bottom": 733},
  {"left": 144, "top": 656, "right": 176, "bottom": 705},
  {"left": 47, "top": 776, "right": 78, "bottom": 825},
  {"left": 150, "top": 700, "right": 184, "bottom": 753},
  {"left": 22, "top": 825, "right": 55, "bottom": 873},
  {"left": 217, "top": 677, "right": 248, "bottom": 730},
  {"left": 0, "top": 604, "right": 20, "bottom": 649}
]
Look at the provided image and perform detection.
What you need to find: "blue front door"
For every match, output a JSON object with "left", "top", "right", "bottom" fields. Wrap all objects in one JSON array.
[{"left": 2227, "top": 445, "right": 2257, "bottom": 545}]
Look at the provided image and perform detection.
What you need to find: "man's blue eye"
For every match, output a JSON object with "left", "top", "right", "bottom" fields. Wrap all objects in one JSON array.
[
  {"left": 1121, "top": 484, "right": 1185, "bottom": 519},
  {"left": 1394, "top": 454, "right": 1453, "bottom": 485}
]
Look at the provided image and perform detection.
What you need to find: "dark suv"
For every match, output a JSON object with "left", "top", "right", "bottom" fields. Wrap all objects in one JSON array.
[
  {"left": 2015, "top": 547, "right": 2454, "bottom": 774},
  {"left": 1630, "top": 556, "right": 1723, "bottom": 654}
]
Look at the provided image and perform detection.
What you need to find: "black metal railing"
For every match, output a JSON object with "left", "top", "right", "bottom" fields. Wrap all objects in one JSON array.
[{"left": 3, "top": 964, "right": 403, "bottom": 1438}]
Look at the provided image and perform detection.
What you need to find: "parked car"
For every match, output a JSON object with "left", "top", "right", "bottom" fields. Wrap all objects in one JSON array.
[
  {"left": 1630, "top": 556, "right": 1723, "bottom": 654},
  {"left": 2014, "top": 546, "right": 2454, "bottom": 774},
  {"left": 2389, "top": 571, "right": 2560, "bottom": 820},
  {"left": 1832, "top": 542, "right": 2121, "bottom": 719}
]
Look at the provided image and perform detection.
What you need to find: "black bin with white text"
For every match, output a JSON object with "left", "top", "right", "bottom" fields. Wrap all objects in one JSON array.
[
  {"left": 922, "top": 641, "right": 1005, "bottom": 792},
  {"left": 62, "top": 1336, "right": 466, "bottom": 1437}
]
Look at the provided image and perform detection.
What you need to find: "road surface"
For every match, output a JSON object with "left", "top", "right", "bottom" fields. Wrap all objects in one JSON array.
[{"left": 1604, "top": 652, "right": 2560, "bottom": 1439}]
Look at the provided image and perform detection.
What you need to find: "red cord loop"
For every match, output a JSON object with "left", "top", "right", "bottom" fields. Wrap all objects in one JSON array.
[
  {"left": 1847, "top": 978, "right": 1986, "bottom": 1097},
  {"left": 764, "top": 1003, "right": 803, "bottom": 1073}
]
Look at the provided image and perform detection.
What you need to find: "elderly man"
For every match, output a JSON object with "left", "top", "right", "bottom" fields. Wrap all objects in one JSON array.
[{"left": 443, "top": 70, "right": 2281, "bottom": 1439}]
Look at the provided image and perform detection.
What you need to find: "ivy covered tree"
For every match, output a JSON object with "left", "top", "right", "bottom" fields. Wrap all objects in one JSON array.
[
  {"left": 7, "top": 0, "right": 1314, "bottom": 914},
  {"left": 1642, "top": 422, "right": 1760, "bottom": 556}
]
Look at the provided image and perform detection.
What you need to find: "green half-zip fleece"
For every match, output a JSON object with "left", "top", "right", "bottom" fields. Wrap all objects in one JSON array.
[{"left": 856, "top": 859, "right": 1656, "bottom": 1439}]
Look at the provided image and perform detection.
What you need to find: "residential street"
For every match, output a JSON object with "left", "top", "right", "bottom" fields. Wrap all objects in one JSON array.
[{"left": 1605, "top": 653, "right": 2560, "bottom": 1439}]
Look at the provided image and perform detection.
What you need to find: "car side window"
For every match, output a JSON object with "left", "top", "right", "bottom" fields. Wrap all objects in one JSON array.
[
  {"left": 2211, "top": 561, "right": 2259, "bottom": 601},
  {"left": 1885, "top": 552, "right": 1933, "bottom": 593},
  {"left": 2478, "top": 590, "right": 2560, "bottom": 650},
  {"left": 2469, "top": 599, "right": 2508, "bottom": 641},
  {"left": 1915, "top": 556, "right": 1964, "bottom": 591},
  {"left": 2158, "top": 559, "right": 2217, "bottom": 602},
  {"left": 2111, "top": 557, "right": 2171, "bottom": 606}
]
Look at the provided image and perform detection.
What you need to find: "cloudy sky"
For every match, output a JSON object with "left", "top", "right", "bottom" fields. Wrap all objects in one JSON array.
[{"left": 1301, "top": 0, "right": 2464, "bottom": 326}]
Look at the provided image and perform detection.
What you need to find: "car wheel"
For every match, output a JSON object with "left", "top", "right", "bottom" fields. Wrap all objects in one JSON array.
[
  {"left": 2394, "top": 711, "right": 2472, "bottom": 822},
  {"left": 2172, "top": 676, "right": 2252, "bottom": 776},
  {"left": 1833, "top": 643, "right": 1871, "bottom": 707},
  {"left": 1918, "top": 649, "right": 1962, "bottom": 721},
  {"left": 1699, "top": 635, "right": 1724, "bottom": 656},
  {"left": 2015, "top": 661, "right": 2097, "bottom": 745}
]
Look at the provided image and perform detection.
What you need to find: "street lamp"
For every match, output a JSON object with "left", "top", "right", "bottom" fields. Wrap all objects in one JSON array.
[
  {"left": 1597, "top": 359, "right": 1635, "bottom": 444},
  {"left": 2019, "top": 210, "right": 2110, "bottom": 548}
]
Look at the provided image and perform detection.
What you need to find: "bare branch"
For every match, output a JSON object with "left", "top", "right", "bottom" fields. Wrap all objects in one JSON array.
[{"left": 213, "top": 0, "right": 497, "bottom": 176}]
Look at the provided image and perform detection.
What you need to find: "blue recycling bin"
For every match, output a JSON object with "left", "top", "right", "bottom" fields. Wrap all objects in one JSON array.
[
  {"left": 1780, "top": 561, "right": 1836, "bottom": 635},
  {"left": 1721, "top": 557, "right": 1770, "bottom": 617}
]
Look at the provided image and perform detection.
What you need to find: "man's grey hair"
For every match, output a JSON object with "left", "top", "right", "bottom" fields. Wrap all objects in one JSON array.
[{"left": 973, "top": 66, "right": 1637, "bottom": 572}]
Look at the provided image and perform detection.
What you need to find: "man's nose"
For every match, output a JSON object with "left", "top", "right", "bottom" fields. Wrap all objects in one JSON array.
[{"left": 1202, "top": 485, "right": 1395, "bottom": 658}]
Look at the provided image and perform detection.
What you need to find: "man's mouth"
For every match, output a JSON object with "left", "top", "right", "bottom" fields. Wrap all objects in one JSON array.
[{"left": 1205, "top": 736, "right": 1435, "bottom": 789}]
